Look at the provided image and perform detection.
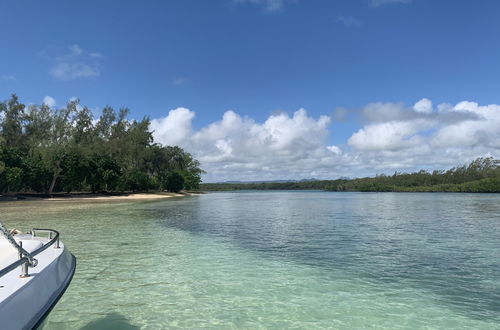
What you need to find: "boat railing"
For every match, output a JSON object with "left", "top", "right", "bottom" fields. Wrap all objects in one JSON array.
[{"left": 0, "top": 228, "right": 61, "bottom": 278}]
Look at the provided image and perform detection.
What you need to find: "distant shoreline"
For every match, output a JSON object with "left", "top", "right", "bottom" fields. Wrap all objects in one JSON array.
[
  {"left": 0, "top": 191, "right": 203, "bottom": 202},
  {"left": 200, "top": 158, "right": 500, "bottom": 193}
]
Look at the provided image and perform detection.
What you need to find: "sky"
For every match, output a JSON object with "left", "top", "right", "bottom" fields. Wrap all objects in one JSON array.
[{"left": 1, "top": 0, "right": 500, "bottom": 182}]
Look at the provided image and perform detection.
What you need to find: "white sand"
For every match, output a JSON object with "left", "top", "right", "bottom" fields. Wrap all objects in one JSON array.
[{"left": 44, "top": 193, "right": 187, "bottom": 201}]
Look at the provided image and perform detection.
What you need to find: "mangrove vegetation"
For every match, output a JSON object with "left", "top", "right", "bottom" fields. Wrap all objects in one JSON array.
[{"left": 202, "top": 157, "right": 500, "bottom": 193}]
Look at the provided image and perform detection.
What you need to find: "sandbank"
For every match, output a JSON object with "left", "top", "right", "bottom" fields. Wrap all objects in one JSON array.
[
  {"left": 0, "top": 191, "right": 205, "bottom": 202},
  {"left": 44, "top": 192, "right": 193, "bottom": 201}
]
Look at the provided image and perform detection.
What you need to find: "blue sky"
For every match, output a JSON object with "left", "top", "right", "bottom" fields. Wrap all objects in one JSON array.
[{"left": 1, "top": 0, "right": 500, "bottom": 181}]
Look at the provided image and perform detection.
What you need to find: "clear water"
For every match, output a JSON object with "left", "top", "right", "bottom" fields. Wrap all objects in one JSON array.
[{"left": 1, "top": 191, "right": 500, "bottom": 329}]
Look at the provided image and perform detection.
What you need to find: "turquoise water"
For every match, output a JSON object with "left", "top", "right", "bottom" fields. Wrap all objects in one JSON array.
[{"left": 2, "top": 191, "right": 500, "bottom": 329}]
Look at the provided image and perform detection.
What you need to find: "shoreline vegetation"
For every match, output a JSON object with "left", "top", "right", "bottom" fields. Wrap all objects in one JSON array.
[
  {"left": 202, "top": 157, "right": 500, "bottom": 193},
  {"left": 0, "top": 94, "right": 204, "bottom": 196}
]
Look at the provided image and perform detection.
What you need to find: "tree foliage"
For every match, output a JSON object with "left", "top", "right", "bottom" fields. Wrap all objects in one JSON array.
[
  {"left": 165, "top": 172, "right": 185, "bottom": 193},
  {"left": 0, "top": 94, "right": 203, "bottom": 194}
]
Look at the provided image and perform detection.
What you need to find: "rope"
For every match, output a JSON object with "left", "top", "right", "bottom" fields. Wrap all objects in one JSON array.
[{"left": 0, "top": 222, "right": 38, "bottom": 267}]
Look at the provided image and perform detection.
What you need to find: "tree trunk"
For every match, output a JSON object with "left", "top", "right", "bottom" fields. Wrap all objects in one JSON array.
[
  {"left": 48, "top": 173, "right": 58, "bottom": 196},
  {"left": 48, "top": 167, "right": 61, "bottom": 196}
]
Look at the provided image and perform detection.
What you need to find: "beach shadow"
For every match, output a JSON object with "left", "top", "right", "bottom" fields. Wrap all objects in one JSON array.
[{"left": 79, "top": 312, "right": 139, "bottom": 330}]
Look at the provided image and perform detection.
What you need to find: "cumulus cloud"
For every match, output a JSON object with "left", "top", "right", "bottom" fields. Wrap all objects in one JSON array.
[
  {"left": 348, "top": 121, "right": 425, "bottom": 151},
  {"left": 413, "top": 98, "right": 432, "bottom": 113},
  {"left": 432, "top": 102, "right": 500, "bottom": 149},
  {"left": 150, "top": 99, "right": 500, "bottom": 182},
  {"left": 370, "top": 0, "right": 412, "bottom": 7},
  {"left": 150, "top": 108, "right": 195, "bottom": 147},
  {"left": 347, "top": 99, "right": 500, "bottom": 172},
  {"left": 151, "top": 108, "right": 344, "bottom": 181},
  {"left": 42, "top": 95, "right": 56, "bottom": 108},
  {"left": 47, "top": 45, "right": 102, "bottom": 80}
]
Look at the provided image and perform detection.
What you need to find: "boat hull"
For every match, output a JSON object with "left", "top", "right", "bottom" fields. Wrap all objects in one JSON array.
[{"left": 0, "top": 244, "right": 76, "bottom": 330}]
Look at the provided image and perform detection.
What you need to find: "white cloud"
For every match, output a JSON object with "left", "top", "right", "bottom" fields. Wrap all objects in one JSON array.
[
  {"left": 150, "top": 108, "right": 195, "bottom": 147},
  {"left": 327, "top": 146, "right": 342, "bottom": 155},
  {"left": 432, "top": 102, "right": 500, "bottom": 149},
  {"left": 347, "top": 100, "right": 500, "bottom": 173},
  {"left": 370, "top": 0, "right": 412, "bottom": 7},
  {"left": 42, "top": 95, "right": 56, "bottom": 108},
  {"left": 149, "top": 100, "right": 500, "bottom": 182},
  {"left": 348, "top": 121, "right": 425, "bottom": 151},
  {"left": 413, "top": 98, "right": 432, "bottom": 113},
  {"left": 233, "top": 0, "right": 291, "bottom": 12},
  {"left": 48, "top": 44, "right": 102, "bottom": 80},
  {"left": 151, "top": 108, "right": 341, "bottom": 181},
  {"left": 337, "top": 15, "right": 363, "bottom": 27}
]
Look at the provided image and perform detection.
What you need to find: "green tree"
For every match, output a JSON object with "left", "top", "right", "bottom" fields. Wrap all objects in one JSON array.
[
  {"left": 87, "top": 154, "right": 122, "bottom": 193},
  {"left": 43, "top": 101, "right": 80, "bottom": 195},
  {"left": 3, "top": 167, "right": 23, "bottom": 192},
  {"left": 165, "top": 172, "right": 184, "bottom": 193},
  {"left": 178, "top": 170, "right": 201, "bottom": 190},
  {"left": 0, "top": 94, "right": 26, "bottom": 149},
  {"left": 0, "top": 94, "right": 204, "bottom": 194}
]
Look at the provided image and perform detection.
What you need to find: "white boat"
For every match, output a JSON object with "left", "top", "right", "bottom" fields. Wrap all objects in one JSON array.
[{"left": 0, "top": 223, "right": 76, "bottom": 330}]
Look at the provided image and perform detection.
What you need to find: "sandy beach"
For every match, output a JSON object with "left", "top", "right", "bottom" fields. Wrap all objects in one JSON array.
[
  {"left": 43, "top": 192, "right": 201, "bottom": 201},
  {"left": 0, "top": 192, "right": 204, "bottom": 202}
]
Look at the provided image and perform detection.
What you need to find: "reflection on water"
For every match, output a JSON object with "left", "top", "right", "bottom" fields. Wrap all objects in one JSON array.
[{"left": 2, "top": 192, "right": 500, "bottom": 329}]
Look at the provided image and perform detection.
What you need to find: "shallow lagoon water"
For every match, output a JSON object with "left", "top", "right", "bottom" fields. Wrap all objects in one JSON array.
[{"left": 2, "top": 191, "right": 500, "bottom": 329}]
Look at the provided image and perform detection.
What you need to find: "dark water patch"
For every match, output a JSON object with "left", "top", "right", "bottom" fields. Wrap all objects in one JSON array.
[
  {"left": 79, "top": 312, "right": 139, "bottom": 330},
  {"left": 154, "top": 191, "right": 500, "bottom": 322}
]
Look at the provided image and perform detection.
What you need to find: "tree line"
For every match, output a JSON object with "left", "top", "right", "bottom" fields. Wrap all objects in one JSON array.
[
  {"left": 0, "top": 94, "right": 203, "bottom": 195},
  {"left": 201, "top": 180, "right": 340, "bottom": 191},
  {"left": 201, "top": 157, "right": 500, "bottom": 193}
]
